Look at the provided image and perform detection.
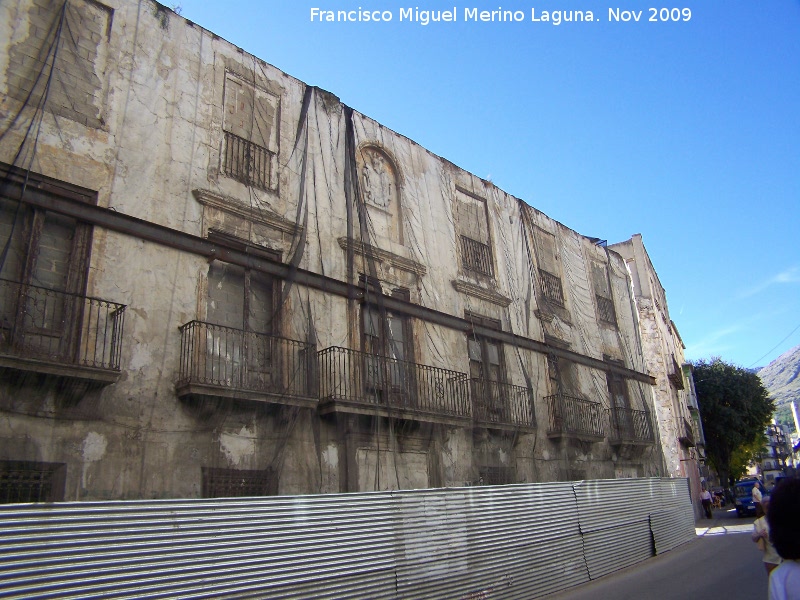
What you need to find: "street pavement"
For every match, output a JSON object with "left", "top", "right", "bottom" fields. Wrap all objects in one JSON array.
[{"left": 545, "top": 506, "right": 771, "bottom": 600}]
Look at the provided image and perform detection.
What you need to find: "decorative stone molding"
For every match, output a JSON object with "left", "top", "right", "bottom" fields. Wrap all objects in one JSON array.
[
  {"left": 337, "top": 237, "right": 427, "bottom": 277},
  {"left": 451, "top": 279, "right": 511, "bottom": 307},
  {"left": 192, "top": 189, "right": 301, "bottom": 237}
]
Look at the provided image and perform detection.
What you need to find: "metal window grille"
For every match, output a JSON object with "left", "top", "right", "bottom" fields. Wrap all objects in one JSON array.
[
  {"left": 459, "top": 235, "right": 493, "bottom": 276},
  {"left": 596, "top": 294, "right": 617, "bottom": 326},
  {"left": 477, "top": 466, "right": 515, "bottom": 486},
  {"left": 539, "top": 269, "right": 564, "bottom": 306},
  {"left": 0, "top": 461, "right": 65, "bottom": 503},
  {"left": 201, "top": 467, "right": 273, "bottom": 498},
  {"left": 222, "top": 131, "right": 272, "bottom": 190}
]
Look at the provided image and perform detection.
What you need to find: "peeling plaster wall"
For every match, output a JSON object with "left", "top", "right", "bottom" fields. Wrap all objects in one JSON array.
[
  {"left": 0, "top": 0, "right": 666, "bottom": 501},
  {"left": 610, "top": 235, "right": 700, "bottom": 505}
]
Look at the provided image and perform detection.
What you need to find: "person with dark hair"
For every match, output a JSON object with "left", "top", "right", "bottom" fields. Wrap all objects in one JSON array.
[{"left": 767, "top": 478, "right": 800, "bottom": 600}]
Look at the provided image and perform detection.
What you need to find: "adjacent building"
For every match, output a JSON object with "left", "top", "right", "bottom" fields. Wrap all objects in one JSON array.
[
  {"left": 754, "top": 422, "right": 794, "bottom": 490},
  {"left": 1, "top": 0, "right": 695, "bottom": 503},
  {"left": 610, "top": 235, "right": 706, "bottom": 513}
]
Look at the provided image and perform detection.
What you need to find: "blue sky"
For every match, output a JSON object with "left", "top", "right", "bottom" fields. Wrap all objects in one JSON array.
[{"left": 177, "top": 1, "right": 800, "bottom": 369}]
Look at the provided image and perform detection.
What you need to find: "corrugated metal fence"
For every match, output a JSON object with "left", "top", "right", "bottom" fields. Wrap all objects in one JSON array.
[{"left": 0, "top": 477, "right": 696, "bottom": 599}]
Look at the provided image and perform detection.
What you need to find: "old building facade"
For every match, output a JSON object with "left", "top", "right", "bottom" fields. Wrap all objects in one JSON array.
[{"left": 1, "top": 0, "right": 676, "bottom": 502}]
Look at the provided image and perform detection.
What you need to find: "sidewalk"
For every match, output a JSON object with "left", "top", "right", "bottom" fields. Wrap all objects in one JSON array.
[{"left": 545, "top": 507, "right": 768, "bottom": 600}]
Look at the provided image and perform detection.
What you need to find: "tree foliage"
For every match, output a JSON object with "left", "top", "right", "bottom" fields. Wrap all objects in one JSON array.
[{"left": 692, "top": 358, "right": 774, "bottom": 487}]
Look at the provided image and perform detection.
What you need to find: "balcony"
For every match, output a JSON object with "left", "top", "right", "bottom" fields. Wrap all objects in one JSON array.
[
  {"left": 608, "top": 407, "right": 654, "bottom": 446},
  {"left": 0, "top": 278, "right": 125, "bottom": 385},
  {"left": 177, "top": 320, "right": 317, "bottom": 408},
  {"left": 545, "top": 393, "right": 605, "bottom": 441},
  {"left": 470, "top": 378, "right": 535, "bottom": 431},
  {"left": 678, "top": 417, "right": 695, "bottom": 447},
  {"left": 222, "top": 131, "right": 274, "bottom": 191},
  {"left": 318, "top": 346, "right": 472, "bottom": 426}
]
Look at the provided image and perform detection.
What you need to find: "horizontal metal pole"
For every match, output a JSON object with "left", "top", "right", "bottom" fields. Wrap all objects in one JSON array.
[{"left": 16, "top": 185, "right": 655, "bottom": 386}]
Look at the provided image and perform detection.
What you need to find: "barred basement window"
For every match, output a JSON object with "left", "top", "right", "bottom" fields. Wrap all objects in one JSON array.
[
  {"left": 478, "top": 466, "right": 515, "bottom": 486},
  {"left": 0, "top": 461, "right": 66, "bottom": 503},
  {"left": 202, "top": 467, "right": 274, "bottom": 498},
  {"left": 539, "top": 269, "right": 564, "bottom": 306}
]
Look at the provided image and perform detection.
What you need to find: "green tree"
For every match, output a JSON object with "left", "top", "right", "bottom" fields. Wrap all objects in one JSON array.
[{"left": 693, "top": 358, "right": 774, "bottom": 488}]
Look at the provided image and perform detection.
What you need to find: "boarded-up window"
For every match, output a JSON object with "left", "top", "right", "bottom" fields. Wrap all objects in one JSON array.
[
  {"left": 455, "top": 190, "right": 493, "bottom": 276},
  {"left": 6, "top": 0, "right": 112, "bottom": 128},
  {"left": 221, "top": 72, "right": 280, "bottom": 190}
]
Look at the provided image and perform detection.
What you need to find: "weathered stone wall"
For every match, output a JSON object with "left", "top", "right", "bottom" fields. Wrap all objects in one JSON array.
[{"left": 0, "top": 0, "right": 667, "bottom": 501}]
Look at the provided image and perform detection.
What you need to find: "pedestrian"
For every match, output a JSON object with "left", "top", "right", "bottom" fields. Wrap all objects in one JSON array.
[
  {"left": 752, "top": 496, "right": 781, "bottom": 575},
  {"left": 700, "top": 487, "right": 713, "bottom": 519},
  {"left": 753, "top": 479, "right": 764, "bottom": 518},
  {"left": 766, "top": 478, "right": 800, "bottom": 600}
]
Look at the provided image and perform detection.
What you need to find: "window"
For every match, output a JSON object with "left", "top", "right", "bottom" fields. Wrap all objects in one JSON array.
[
  {"left": 221, "top": 72, "right": 280, "bottom": 190},
  {"left": 362, "top": 299, "right": 413, "bottom": 403},
  {"left": 477, "top": 466, "right": 515, "bottom": 486},
  {"left": 0, "top": 461, "right": 66, "bottom": 503},
  {"left": 455, "top": 190, "right": 493, "bottom": 276},
  {"left": 539, "top": 268, "right": 564, "bottom": 306},
  {"left": 466, "top": 313, "right": 507, "bottom": 422},
  {"left": 204, "top": 261, "right": 278, "bottom": 389},
  {"left": 592, "top": 262, "right": 617, "bottom": 326},
  {"left": 607, "top": 370, "right": 634, "bottom": 438},
  {"left": 534, "top": 228, "right": 564, "bottom": 307},
  {"left": 0, "top": 185, "right": 91, "bottom": 360},
  {"left": 548, "top": 355, "right": 579, "bottom": 395},
  {"left": 202, "top": 467, "right": 273, "bottom": 498}
]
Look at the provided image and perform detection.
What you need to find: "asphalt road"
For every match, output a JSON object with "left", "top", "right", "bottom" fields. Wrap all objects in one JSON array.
[{"left": 545, "top": 506, "right": 770, "bottom": 600}]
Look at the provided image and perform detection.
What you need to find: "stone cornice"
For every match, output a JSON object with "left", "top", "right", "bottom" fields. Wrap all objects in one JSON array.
[
  {"left": 337, "top": 237, "right": 427, "bottom": 277},
  {"left": 192, "top": 189, "right": 301, "bottom": 237},
  {"left": 451, "top": 279, "right": 511, "bottom": 307}
]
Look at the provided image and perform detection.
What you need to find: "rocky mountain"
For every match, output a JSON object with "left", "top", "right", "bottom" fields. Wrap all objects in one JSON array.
[{"left": 757, "top": 344, "right": 800, "bottom": 430}]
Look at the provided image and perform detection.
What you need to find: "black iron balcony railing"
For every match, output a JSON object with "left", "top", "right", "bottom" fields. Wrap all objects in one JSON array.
[
  {"left": 318, "top": 346, "right": 471, "bottom": 419},
  {"left": 222, "top": 131, "right": 273, "bottom": 190},
  {"left": 0, "top": 278, "right": 125, "bottom": 372},
  {"left": 539, "top": 269, "right": 564, "bottom": 306},
  {"left": 470, "top": 378, "right": 535, "bottom": 428},
  {"left": 608, "top": 407, "right": 654, "bottom": 444},
  {"left": 459, "top": 235, "right": 494, "bottom": 277},
  {"left": 545, "top": 393, "right": 605, "bottom": 439},
  {"left": 177, "top": 320, "right": 314, "bottom": 401}
]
